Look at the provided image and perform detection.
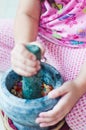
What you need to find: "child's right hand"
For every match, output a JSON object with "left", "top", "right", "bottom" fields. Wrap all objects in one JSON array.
[{"left": 11, "top": 42, "right": 44, "bottom": 76}]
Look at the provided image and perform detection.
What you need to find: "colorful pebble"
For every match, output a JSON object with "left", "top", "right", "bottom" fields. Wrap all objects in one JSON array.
[{"left": 10, "top": 81, "right": 53, "bottom": 98}]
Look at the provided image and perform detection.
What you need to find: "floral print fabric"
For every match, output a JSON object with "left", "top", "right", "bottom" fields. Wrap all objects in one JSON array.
[{"left": 39, "top": 0, "right": 86, "bottom": 48}]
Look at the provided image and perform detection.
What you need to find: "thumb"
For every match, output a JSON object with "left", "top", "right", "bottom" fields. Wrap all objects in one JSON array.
[{"left": 48, "top": 84, "right": 67, "bottom": 98}]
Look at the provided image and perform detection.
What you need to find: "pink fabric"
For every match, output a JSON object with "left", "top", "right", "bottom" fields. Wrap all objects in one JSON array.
[
  {"left": 66, "top": 94, "right": 86, "bottom": 130},
  {"left": 39, "top": 2, "right": 86, "bottom": 128},
  {"left": 38, "top": 36, "right": 86, "bottom": 130},
  {"left": 0, "top": 19, "right": 14, "bottom": 71},
  {"left": 39, "top": 0, "right": 86, "bottom": 47},
  {"left": 0, "top": 18, "right": 86, "bottom": 130}
]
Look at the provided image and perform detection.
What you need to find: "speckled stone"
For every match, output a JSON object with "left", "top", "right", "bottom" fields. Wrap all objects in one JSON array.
[{"left": 0, "top": 62, "right": 64, "bottom": 130}]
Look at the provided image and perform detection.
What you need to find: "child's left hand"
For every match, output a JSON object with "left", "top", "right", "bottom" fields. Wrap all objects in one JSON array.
[{"left": 36, "top": 80, "right": 83, "bottom": 127}]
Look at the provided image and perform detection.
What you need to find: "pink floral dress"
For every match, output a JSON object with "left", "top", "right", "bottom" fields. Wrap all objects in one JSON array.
[
  {"left": 38, "top": 1, "right": 86, "bottom": 129},
  {"left": 39, "top": 0, "right": 86, "bottom": 48},
  {"left": 0, "top": 0, "right": 86, "bottom": 129}
]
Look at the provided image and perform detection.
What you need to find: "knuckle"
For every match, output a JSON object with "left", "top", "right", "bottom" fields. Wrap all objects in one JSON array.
[
  {"left": 23, "top": 59, "right": 27, "bottom": 64},
  {"left": 58, "top": 89, "right": 63, "bottom": 94},
  {"left": 32, "top": 62, "right": 37, "bottom": 67}
]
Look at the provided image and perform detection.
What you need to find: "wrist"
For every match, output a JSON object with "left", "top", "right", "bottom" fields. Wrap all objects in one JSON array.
[{"left": 73, "top": 76, "right": 86, "bottom": 96}]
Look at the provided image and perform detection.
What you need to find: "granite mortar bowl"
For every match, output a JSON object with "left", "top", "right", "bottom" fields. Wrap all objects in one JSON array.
[{"left": 0, "top": 62, "right": 64, "bottom": 130}]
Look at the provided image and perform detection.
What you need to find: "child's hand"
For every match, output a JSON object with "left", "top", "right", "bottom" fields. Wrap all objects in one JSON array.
[
  {"left": 11, "top": 42, "right": 44, "bottom": 76},
  {"left": 36, "top": 80, "right": 82, "bottom": 127}
]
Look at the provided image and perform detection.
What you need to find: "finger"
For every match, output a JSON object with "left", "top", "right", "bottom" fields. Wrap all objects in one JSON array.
[
  {"left": 52, "top": 94, "right": 71, "bottom": 117},
  {"left": 39, "top": 110, "right": 57, "bottom": 118},
  {"left": 12, "top": 56, "right": 37, "bottom": 67},
  {"left": 11, "top": 53, "right": 41, "bottom": 70},
  {"left": 12, "top": 63, "right": 39, "bottom": 76},
  {"left": 12, "top": 66, "right": 34, "bottom": 76},
  {"left": 23, "top": 48, "right": 36, "bottom": 60},
  {"left": 23, "top": 60, "right": 41, "bottom": 69},
  {"left": 48, "top": 83, "right": 68, "bottom": 98},
  {"left": 39, "top": 116, "right": 64, "bottom": 127},
  {"left": 38, "top": 109, "right": 60, "bottom": 120},
  {"left": 39, "top": 94, "right": 70, "bottom": 119},
  {"left": 11, "top": 57, "right": 41, "bottom": 76},
  {"left": 36, "top": 116, "right": 55, "bottom": 124},
  {"left": 11, "top": 45, "right": 36, "bottom": 61},
  {"left": 36, "top": 117, "right": 54, "bottom": 123},
  {"left": 12, "top": 58, "right": 40, "bottom": 76}
]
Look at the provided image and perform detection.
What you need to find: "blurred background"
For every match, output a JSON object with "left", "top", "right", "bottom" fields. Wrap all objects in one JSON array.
[
  {"left": 0, "top": 0, "right": 18, "bottom": 75},
  {"left": 0, "top": 1, "right": 19, "bottom": 129},
  {"left": 0, "top": 0, "right": 18, "bottom": 18}
]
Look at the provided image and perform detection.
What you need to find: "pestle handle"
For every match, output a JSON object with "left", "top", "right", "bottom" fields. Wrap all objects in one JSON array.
[
  {"left": 22, "top": 44, "right": 43, "bottom": 99},
  {"left": 26, "top": 45, "right": 41, "bottom": 60}
]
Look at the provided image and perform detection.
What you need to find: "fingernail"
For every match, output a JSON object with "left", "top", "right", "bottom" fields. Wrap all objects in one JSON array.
[
  {"left": 33, "top": 72, "right": 37, "bottom": 75},
  {"left": 40, "top": 124, "right": 44, "bottom": 127},
  {"left": 32, "top": 56, "right": 36, "bottom": 60},
  {"left": 37, "top": 66, "right": 41, "bottom": 71},
  {"left": 35, "top": 119, "right": 39, "bottom": 123},
  {"left": 48, "top": 92, "right": 52, "bottom": 98},
  {"left": 37, "top": 61, "right": 40, "bottom": 65}
]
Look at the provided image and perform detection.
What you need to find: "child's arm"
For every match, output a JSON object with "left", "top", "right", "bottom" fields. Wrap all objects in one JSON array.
[
  {"left": 14, "top": 0, "right": 41, "bottom": 44},
  {"left": 11, "top": 0, "right": 44, "bottom": 76},
  {"left": 36, "top": 62, "right": 86, "bottom": 127},
  {"left": 74, "top": 62, "right": 86, "bottom": 95}
]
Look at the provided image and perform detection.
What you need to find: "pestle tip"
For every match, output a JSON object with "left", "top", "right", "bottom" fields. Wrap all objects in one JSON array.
[{"left": 26, "top": 45, "right": 41, "bottom": 60}]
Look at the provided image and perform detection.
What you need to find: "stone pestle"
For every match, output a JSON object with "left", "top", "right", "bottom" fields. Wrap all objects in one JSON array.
[
  {"left": 1, "top": 44, "right": 64, "bottom": 130},
  {"left": 22, "top": 44, "right": 43, "bottom": 99}
]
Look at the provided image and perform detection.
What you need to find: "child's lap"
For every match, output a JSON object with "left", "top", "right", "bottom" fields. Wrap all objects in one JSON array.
[
  {"left": 38, "top": 36, "right": 86, "bottom": 129},
  {"left": 38, "top": 36, "right": 86, "bottom": 81},
  {"left": 0, "top": 19, "right": 14, "bottom": 71},
  {"left": 0, "top": 19, "right": 86, "bottom": 77},
  {"left": 66, "top": 93, "right": 86, "bottom": 130},
  {"left": 0, "top": 20, "right": 86, "bottom": 129}
]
